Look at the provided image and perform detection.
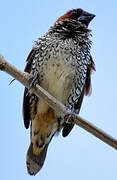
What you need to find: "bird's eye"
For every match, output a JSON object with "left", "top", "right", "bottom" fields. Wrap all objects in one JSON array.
[{"left": 70, "top": 9, "right": 83, "bottom": 20}]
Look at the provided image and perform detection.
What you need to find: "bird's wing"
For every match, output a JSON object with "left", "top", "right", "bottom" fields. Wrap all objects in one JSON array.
[
  {"left": 62, "top": 56, "right": 95, "bottom": 137},
  {"left": 23, "top": 49, "right": 36, "bottom": 129},
  {"left": 84, "top": 56, "right": 95, "bottom": 96}
]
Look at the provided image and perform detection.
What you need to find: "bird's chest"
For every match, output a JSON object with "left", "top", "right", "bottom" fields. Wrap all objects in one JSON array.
[
  {"left": 34, "top": 38, "right": 90, "bottom": 105},
  {"left": 39, "top": 51, "right": 76, "bottom": 104}
]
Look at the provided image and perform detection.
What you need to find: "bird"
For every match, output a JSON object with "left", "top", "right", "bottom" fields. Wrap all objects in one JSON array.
[{"left": 23, "top": 8, "right": 95, "bottom": 175}]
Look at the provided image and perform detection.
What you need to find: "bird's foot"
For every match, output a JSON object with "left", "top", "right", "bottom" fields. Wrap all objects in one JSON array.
[{"left": 64, "top": 108, "right": 79, "bottom": 124}]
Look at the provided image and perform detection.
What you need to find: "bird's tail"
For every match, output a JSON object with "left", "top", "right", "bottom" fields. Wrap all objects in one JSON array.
[{"left": 26, "top": 143, "right": 49, "bottom": 175}]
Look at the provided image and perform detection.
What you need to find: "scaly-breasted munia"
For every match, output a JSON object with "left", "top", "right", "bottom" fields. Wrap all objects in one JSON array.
[{"left": 23, "top": 8, "right": 95, "bottom": 175}]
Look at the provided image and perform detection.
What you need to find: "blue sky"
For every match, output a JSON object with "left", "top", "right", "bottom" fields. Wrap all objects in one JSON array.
[{"left": 0, "top": 0, "right": 117, "bottom": 179}]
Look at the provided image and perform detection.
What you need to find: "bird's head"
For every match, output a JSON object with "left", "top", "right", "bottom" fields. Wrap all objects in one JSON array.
[{"left": 56, "top": 8, "right": 95, "bottom": 27}]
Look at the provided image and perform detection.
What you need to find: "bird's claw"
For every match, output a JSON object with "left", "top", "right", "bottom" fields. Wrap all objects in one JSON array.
[
  {"left": 64, "top": 114, "right": 74, "bottom": 124},
  {"left": 64, "top": 108, "right": 78, "bottom": 124}
]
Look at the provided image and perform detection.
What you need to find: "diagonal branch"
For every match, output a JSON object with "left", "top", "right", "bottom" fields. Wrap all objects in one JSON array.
[{"left": 0, "top": 54, "right": 117, "bottom": 150}]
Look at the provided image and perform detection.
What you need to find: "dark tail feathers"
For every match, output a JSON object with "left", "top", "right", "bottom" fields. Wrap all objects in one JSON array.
[{"left": 26, "top": 143, "right": 49, "bottom": 175}]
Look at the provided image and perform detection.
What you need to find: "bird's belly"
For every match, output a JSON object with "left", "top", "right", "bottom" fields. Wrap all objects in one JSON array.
[{"left": 40, "top": 59, "right": 75, "bottom": 105}]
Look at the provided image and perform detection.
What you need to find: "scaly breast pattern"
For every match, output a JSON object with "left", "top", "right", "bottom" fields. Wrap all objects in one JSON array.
[{"left": 39, "top": 39, "right": 77, "bottom": 105}]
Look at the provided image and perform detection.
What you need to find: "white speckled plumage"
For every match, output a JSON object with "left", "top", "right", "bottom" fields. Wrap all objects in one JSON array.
[{"left": 23, "top": 8, "right": 95, "bottom": 175}]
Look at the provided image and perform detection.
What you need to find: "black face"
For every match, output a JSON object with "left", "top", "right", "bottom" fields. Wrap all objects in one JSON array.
[{"left": 71, "top": 9, "right": 95, "bottom": 26}]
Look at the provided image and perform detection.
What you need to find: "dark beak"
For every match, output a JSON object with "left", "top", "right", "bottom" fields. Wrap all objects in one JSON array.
[{"left": 78, "top": 11, "right": 95, "bottom": 26}]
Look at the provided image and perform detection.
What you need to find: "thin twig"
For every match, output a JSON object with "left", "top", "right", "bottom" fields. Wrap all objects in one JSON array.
[{"left": 0, "top": 54, "right": 117, "bottom": 150}]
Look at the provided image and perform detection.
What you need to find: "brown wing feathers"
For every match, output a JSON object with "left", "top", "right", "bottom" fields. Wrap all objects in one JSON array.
[
  {"left": 23, "top": 49, "right": 36, "bottom": 129},
  {"left": 62, "top": 56, "right": 95, "bottom": 137},
  {"left": 85, "top": 56, "right": 95, "bottom": 96}
]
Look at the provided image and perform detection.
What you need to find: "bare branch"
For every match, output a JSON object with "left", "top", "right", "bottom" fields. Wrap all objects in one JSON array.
[{"left": 0, "top": 54, "right": 117, "bottom": 150}]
